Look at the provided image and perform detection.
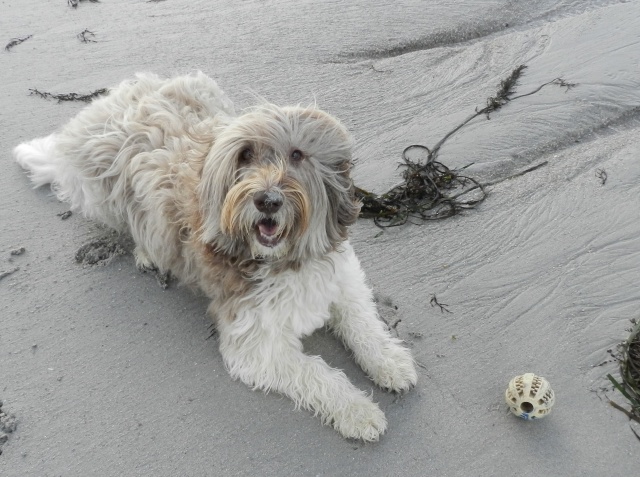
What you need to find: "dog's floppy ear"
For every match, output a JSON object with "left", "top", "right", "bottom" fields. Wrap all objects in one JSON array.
[
  {"left": 310, "top": 110, "right": 360, "bottom": 228},
  {"left": 336, "top": 161, "right": 362, "bottom": 227},
  {"left": 197, "top": 130, "right": 242, "bottom": 244},
  {"left": 296, "top": 107, "right": 361, "bottom": 235},
  {"left": 338, "top": 187, "right": 362, "bottom": 226}
]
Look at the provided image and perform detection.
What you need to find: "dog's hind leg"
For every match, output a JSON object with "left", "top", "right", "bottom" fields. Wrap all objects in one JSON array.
[
  {"left": 329, "top": 244, "right": 418, "bottom": 393},
  {"left": 217, "top": 311, "right": 388, "bottom": 441},
  {"left": 133, "top": 245, "right": 170, "bottom": 288},
  {"left": 133, "top": 245, "right": 155, "bottom": 271}
]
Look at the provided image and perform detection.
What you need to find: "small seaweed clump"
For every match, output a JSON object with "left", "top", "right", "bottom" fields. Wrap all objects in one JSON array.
[
  {"left": 4, "top": 35, "right": 32, "bottom": 51},
  {"left": 77, "top": 29, "right": 97, "bottom": 43},
  {"left": 608, "top": 319, "right": 640, "bottom": 439}
]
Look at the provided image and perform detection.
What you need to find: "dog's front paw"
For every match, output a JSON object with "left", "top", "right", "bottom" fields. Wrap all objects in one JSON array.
[
  {"left": 332, "top": 396, "right": 387, "bottom": 442},
  {"left": 366, "top": 342, "right": 418, "bottom": 393}
]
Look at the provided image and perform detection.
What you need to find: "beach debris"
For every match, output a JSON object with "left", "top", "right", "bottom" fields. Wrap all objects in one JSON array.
[
  {"left": 356, "top": 65, "right": 576, "bottom": 226},
  {"left": 29, "top": 87, "right": 108, "bottom": 103},
  {"left": 57, "top": 210, "right": 73, "bottom": 220},
  {"left": 430, "top": 294, "right": 451, "bottom": 314},
  {"left": 0, "top": 400, "right": 18, "bottom": 455},
  {"left": 10, "top": 247, "right": 26, "bottom": 256},
  {"left": 68, "top": 0, "right": 99, "bottom": 8},
  {"left": 4, "top": 35, "right": 32, "bottom": 51},
  {"left": 505, "top": 373, "right": 555, "bottom": 420},
  {"left": 77, "top": 29, "right": 96, "bottom": 43},
  {"left": 0, "top": 267, "right": 19, "bottom": 282},
  {"left": 607, "top": 319, "right": 640, "bottom": 439},
  {"left": 595, "top": 168, "right": 608, "bottom": 185}
]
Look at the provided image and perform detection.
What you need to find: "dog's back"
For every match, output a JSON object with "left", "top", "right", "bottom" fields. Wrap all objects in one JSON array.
[{"left": 13, "top": 72, "right": 235, "bottom": 230}]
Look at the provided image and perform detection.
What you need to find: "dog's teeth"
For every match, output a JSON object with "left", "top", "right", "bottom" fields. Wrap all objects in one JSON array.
[
  {"left": 260, "top": 232, "right": 278, "bottom": 242},
  {"left": 258, "top": 222, "right": 278, "bottom": 237}
]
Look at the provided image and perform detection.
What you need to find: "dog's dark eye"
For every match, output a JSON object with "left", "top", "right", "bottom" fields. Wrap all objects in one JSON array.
[
  {"left": 290, "top": 149, "right": 304, "bottom": 162},
  {"left": 239, "top": 148, "right": 253, "bottom": 164}
]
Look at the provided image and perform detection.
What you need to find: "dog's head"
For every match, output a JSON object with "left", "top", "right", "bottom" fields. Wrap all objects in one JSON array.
[{"left": 198, "top": 104, "right": 360, "bottom": 262}]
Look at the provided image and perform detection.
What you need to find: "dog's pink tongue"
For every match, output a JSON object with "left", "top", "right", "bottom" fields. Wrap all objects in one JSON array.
[{"left": 258, "top": 222, "right": 278, "bottom": 236}]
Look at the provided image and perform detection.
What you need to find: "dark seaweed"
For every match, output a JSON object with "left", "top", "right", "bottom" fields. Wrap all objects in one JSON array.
[
  {"left": 607, "top": 319, "right": 640, "bottom": 439},
  {"left": 77, "top": 29, "right": 96, "bottom": 43},
  {"left": 5, "top": 35, "right": 32, "bottom": 51},
  {"left": 356, "top": 65, "right": 577, "bottom": 227},
  {"left": 29, "top": 87, "right": 108, "bottom": 103},
  {"left": 68, "top": 0, "right": 99, "bottom": 8}
]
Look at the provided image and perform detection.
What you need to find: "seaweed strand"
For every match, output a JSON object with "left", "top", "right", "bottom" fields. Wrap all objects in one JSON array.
[
  {"left": 5, "top": 35, "right": 32, "bottom": 51},
  {"left": 356, "top": 65, "right": 577, "bottom": 227},
  {"left": 29, "top": 88, "right": 108, "bottom": 103}
]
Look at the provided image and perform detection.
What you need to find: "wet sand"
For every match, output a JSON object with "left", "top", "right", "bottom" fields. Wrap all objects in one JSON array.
[{"left": 1, "top": 0, "right": 639, "bottom": 475}]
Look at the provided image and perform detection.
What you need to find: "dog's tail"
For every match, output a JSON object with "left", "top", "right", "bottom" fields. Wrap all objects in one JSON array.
[{"left": 13, "top": 134, "right": 61, "bottom": 188}]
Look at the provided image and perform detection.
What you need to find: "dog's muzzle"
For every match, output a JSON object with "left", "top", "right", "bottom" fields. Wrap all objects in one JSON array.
[{"left": 254, "top": 191, "right": 284, "bottom": 248}]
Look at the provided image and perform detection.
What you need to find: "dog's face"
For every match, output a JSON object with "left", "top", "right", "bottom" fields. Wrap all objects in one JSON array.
[{"left": 198, "top": 104, "right": 360, "bottom": 262}]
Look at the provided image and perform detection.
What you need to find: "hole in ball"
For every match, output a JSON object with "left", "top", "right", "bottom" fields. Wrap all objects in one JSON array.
[{"left": 520, "top": 401, "right": 534, "bottom": 413}]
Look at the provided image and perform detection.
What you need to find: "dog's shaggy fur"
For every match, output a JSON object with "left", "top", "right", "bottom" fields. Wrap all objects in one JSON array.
[{"left": 13, "top": 72, "right": 417, "bottom": 441}]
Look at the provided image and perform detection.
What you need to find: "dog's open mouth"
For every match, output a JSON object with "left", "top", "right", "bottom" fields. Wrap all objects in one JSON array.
[{"left": 256, "top": 218, "right": 281, "bottom": 247}]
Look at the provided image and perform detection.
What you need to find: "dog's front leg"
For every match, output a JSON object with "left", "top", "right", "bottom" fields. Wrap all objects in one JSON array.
[
  {"left": 217, "top": 313, "right": 388, "bottom": 441},
  {"left": 330, "top": 244, "right": 418, "bottom": 392}
]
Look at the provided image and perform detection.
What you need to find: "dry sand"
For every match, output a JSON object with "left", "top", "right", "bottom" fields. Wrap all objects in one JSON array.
[{"left": 1, "top": 0, "right": 639, "bottom": 475}]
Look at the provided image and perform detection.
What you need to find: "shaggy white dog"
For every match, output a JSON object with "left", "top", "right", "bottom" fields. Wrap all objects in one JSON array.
[{"left": 13, "top": 72, "right": 417, "bottom": 441}]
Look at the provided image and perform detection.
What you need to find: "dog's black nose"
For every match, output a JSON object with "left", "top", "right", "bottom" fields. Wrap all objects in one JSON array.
[{"left": 253, "top": 190, "right": 283, "bottom": 214}]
